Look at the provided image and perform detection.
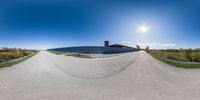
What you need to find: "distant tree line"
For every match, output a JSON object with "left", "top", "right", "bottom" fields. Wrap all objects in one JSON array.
[
  {"left": 0, "top": 48, "right": 37, "bottom": 63},
  {"left": 149, "top": 48, "right": 200, "bottom": 62},
  {"left": 136, "top": 45, "right": 149, "bottom": 52}
]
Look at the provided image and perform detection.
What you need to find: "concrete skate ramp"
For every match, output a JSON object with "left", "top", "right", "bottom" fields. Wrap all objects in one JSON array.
[{"left": 46, "top": 51, "right": 139, "bottom": 79}]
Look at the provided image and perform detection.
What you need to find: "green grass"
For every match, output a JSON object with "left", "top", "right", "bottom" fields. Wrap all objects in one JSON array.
[
  {"left": 66, "top": 53, "right": 93, "bottom": 58},
  {"left": 47, "top": 50, "right": 67, "bottom": 55},
  {"left": 0, "top": 53, "right": 37, "bottom": 68},
  {"left": 150, "top": 53, "right": 200, "bottom": 68}
]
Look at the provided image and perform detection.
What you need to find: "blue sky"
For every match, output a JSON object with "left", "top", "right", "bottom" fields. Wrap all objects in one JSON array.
[{"left": 0, "top": 0, "right": 200, "bottom": 49}]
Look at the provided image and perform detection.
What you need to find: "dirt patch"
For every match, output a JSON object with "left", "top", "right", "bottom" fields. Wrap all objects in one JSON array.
[{"left": 66, "top": 53, "right": 93, "bottom": 58}]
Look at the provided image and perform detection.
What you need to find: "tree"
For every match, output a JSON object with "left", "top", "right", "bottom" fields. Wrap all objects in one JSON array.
[
  {"left": 185, "top": 50, "right": 191, "bottom": 62},
  {"left": 145, "top": 45, "right": 150, "bottom": 52},
  {"left": 136, "top": 45, "right": 140, "bottom": 50}
]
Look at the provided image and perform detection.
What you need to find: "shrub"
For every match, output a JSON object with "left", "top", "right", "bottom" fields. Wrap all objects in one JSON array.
[
  {"left": 149, "top": 49, "right": 200, "bottom": 63},
  {"left": 0, "top": 48, "right": 37, "bottom": 63}
]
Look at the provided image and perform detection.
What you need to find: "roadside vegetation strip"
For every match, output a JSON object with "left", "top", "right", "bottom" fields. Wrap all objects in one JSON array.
[
  {"left": 0, "top": 53, "right": 36, "bottom": 68},
  {"left": 149, "top": 50, "right": 200, "bottom": 68},
  {"left": 151, "top": 54, "right": 200, "bottom": 68},
  {"left": 66, "top": 53, "right": 93, "bottom": 58},
  {"left": 0, "top": 48, "right": 37, "bottom": 62},
  {"left": 0, "top": 55, "right": 33, "bottom": 68},
  {"left": 0, "top": 52, "right": 37, "bottom": 68},
  {"left": 0, "top": 48, "right": 38, "bottom": 68},
  {"left": 47, "top": 50, "right": 67, "bottom": 55}
]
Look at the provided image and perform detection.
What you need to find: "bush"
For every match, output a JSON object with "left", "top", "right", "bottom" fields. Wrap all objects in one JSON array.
[
  {"left": 0, "top": 48, "right": 37, "bottom": 63},
  {"left": 149, "top": 49, "right": 200, "bottom": 63},
  {"left": 145, "top": 45, "right": 149, "bottom": 52}
]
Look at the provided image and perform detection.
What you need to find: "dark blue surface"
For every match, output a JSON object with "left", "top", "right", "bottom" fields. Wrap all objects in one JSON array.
[{"left": 48, "top": 46, "right": 136, "bottom": 54}]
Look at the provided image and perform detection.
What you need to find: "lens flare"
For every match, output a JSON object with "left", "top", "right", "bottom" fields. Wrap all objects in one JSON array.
[{"left": 138, "top": 24, "right": 149, "bottom": 33}]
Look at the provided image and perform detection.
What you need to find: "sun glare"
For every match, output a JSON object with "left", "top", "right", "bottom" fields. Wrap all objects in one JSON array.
[{"left": 138, "top": 24, "right": 149, "bottom": 33}]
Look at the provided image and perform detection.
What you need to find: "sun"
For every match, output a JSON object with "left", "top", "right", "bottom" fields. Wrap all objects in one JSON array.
[{"left": 138, "top": 24, "right": 149, "bottom": 33}]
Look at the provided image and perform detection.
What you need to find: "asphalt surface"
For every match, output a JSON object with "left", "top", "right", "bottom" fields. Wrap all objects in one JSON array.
[{"left": 0, "top": 51, "right": 200, "bottom": 100}]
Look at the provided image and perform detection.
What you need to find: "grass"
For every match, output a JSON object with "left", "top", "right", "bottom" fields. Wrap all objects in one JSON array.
[
  {"left": 66, "top": 53, "right": 93, "bottom": 58},
  {"left": 0, "top": 53, "right": 37, "bottom": 68},
  {"left": 150, "top": 53, "right": 200, "bottom": 68},
  {"left": 47, "top": 50, "right": 67, "bottom": 55}
]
